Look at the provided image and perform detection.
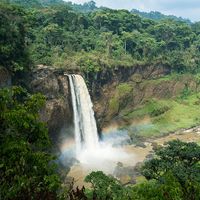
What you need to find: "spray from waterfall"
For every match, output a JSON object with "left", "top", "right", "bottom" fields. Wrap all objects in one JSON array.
[
  {"left": 68, "top": 75, "right": 99, "bottom": 158},
  {"left": 66, "top": 74, "right": 130, "bottom": 174}
]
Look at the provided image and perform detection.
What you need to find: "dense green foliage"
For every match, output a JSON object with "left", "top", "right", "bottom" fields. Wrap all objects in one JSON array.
[
  {"left": 131, "top": 9, "right": 191, "bottom": 24},
  {"left": 142, "top": 140, "right": 200, "bottom": 199},
  {"left": 26, "top": 5, "right": 199, "bottom": 74},
  {"left": 8, "top": 0, "right": 64, "bottom": 8},
  {"left": 0, "top": 87, "right": 62, "bottom": 199},
  {"left": 0, "top": 3, "right": 29, "bottom": 73},
  {"left": 85, "top": 171, "right": 126, "bottom": 199},
  {"left": 1, "top": 0, "right": 200, "bottom": 75},
  {"left": 1, "top": 1, "right": 200, "bottom": 199},
  {"left": 85, "top": 141, "right": 200, "bottom": 200}
]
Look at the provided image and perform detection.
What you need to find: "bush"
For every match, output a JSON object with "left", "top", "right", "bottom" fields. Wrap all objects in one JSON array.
[
  {"left": 0, "top": 87, "right": 62, "bottom": 199},
  {"left": 146, "top": 99, "right": 170, "bottom": 117}
]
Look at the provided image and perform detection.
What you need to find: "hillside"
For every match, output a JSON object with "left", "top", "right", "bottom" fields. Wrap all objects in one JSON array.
[
  {"left": 131, "top": 9, "right": 191, "bottom": 24},
  {"left": 1, "top": 0, "right": 200, "bottom": 136},
  {"left": 2, "top": 0, "right": 200, "bottom": 72},
  {"left": 1, "top": 0, "right": 200, "bottom": 199},
  {"left": 8, "top": 0, "right": 64, "bottom": 7}
]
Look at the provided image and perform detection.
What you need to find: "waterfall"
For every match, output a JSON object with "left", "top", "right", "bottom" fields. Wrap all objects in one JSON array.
[{"left": 68, "top": 75, "right": 99, "bottom": 157}]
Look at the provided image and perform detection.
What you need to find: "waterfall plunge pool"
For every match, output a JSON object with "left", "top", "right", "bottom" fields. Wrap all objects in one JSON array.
[
  {"left": 61, "top": 75, "right": 200, "bottom": 187},
  {"left": 59, "top": 127, "right": 200, "bottom": 188}
]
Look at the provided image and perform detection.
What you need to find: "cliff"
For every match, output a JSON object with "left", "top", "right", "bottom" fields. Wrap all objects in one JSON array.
[
  {"left": 29, "top": 65, "right": 73, "bottom": 143},
  {"left": 25, "top": 64, "right": 200, "bottom": 140}
]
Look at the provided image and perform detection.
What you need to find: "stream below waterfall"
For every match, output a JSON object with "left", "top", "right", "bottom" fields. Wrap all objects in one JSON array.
[
  {"left": 63, "top": 126, "right": 200, "bottom": 188},
  {"left": 61, "top": 74, "right": 200, "bottom": 188}
]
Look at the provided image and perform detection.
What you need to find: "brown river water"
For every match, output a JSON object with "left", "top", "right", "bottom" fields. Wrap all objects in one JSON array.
[{"left": 66, "top": 126, "right": 200, "bottom": 188}]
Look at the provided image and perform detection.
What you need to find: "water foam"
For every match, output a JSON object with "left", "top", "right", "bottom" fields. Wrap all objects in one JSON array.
[{"left": 68, "top": 74, "right": 131, "bottom": 174}]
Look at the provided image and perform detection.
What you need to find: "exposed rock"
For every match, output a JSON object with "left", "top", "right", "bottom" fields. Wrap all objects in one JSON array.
[
  {"left": 114, "top": 162, "right": 142, "bottom": 185},
  {"left": 27, "top": 64, "right": 200, "bottom": 139},
  {"left": 135, "top": 142, "right": 146, "bottom": 148},
  {"left": 134, "top": 162, "right": 143, "bottom": 172},
  {"left": 91, "top": 65, "right": 171, "bottom": 127},
  {"left": 151, "top": 142, "right": 160, "bottom": 151},
  {"left": 30, "top": 65, "right": 60, "bottom": 99},
  {"left": 29, "top": 65, "right": 73, "bottom": 143},
  {"left": 40, "top": 98, "right": 71, "bottom": 140},
  {"left": 93, "top": 69, "right": 200, "bottom": 128},
  {"left": 145, "top": 154, "right": 154, "bottom": 160},
  {"left": 120, "top": 175, "right": 132, "bottom": 185}
]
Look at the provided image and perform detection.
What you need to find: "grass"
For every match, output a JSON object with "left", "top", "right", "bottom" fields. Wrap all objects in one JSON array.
[
  {"left": 108, "top": 97, "right": 119, "bottom": 116},
  {"left": 106, "top": 73, "right": 200, "bottom": 138},
  {"left": 108, "top": 83, "right": 133, "bottom": 116},
  {"left": 136, "top": 176, "right": 147, "bottom": 184},
  {"left": 122, "top": 93, "right": 200, "bottom": 138},
  {"left": 117, "top": 83, "right": 133, "bottom": 97},
  {"left": 123, "top": 99, "right": 171, "bottom": 120}
]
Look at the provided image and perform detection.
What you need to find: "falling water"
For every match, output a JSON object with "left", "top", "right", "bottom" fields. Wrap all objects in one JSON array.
[
  {"left": 65, "top": 74, "right": 131, "bottom": 180},
  {"left": 68, "top": 75, "right": 99, "bottom": 157}
]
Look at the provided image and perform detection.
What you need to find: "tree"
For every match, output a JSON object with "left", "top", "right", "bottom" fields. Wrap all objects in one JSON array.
[
  {"left": 142, "top": 140, "right": 200, "bottom": 200},
  {"left": 192, "top": 22, "right": 200, "bottom": 35},
  {"left": 85, "top": 171, "right": 127, "bottom": 200},
  {"left": 0, "top": 87, "right": 62, "bottom": 199},
  {"left": 0, "top": 3, "right": 29, "bottom": 73},
  {"left": 9, "top": 0, "right": 42, "bottom": 8},
  {"left": 122, "top": 31, "right": 135, "bottom": 54},
  {"left": 42, "top": 23, "right": 63, "bottom": 46},
  {"left": 4, "top": 0, "right": 200, "bottom": 74},
  {"left": 100, "top": 32, "right": 114, "bottom": 57}
]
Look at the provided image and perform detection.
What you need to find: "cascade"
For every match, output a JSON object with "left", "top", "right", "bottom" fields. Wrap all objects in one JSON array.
[{"left": 68, "top": 75, "right": 99, "bottom": 157}]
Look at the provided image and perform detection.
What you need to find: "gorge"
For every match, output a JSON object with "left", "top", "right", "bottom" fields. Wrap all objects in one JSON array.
[
  {"left": 66, "top": 74, "right": 132, "bottom": 178},
  {"left": 1, "top": 0, "right": 200, "bottom": 199},
  {"left": 62, "top": 74, "right": 200, "bottom": 188}
]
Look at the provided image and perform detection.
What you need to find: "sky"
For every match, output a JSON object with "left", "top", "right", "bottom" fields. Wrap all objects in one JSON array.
[{"left": 65, "top": 0, "right": 200, "bottom": 22}]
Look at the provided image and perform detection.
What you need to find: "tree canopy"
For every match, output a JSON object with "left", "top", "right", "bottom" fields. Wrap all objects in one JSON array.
[
  {"left": 84, "top": 140, "right": 200, "bottom": 200},
  {"left": 1, "top": 1, "right": 200, "bottom": 199},
  {"left": 1, "top": 0, "right": 199, "bottom": 75},
  {"left": 0, "top": 3, "right": 29, "bottom": 73},
  {"left": 0, "top": 87, "right": 62, "bottom": 199}
]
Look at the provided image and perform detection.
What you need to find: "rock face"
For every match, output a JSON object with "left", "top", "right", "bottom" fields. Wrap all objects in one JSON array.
[
  {"left": 28, "top": 64, "right": 171, "bottom": 138},
  {"left": 29, "top": 65, "right": 73, "bottom": 143},
  {"left": 89, "top": 65, "right": 171, "bottom": 127},
  {"left": 28, "top": 64, "right": 200, "bottom": 139},
  {"left": 88, "top": 66, "right": 199, "bottom": 128},
  {"left": 89, "top": 64, "right": 171, "bottom": 96}
]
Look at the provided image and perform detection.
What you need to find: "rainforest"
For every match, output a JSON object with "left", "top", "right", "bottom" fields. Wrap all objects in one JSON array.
[{"left": 1, "top": 0, "right": 200, "bottom": 199}]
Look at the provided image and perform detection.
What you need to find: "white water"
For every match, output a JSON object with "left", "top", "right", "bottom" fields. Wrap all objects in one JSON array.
[
  {"left": 68, "top": 75, "right": 99, "bottom": 158},
  {"left": 64, "top": 78, "right": 200, "bottom": 186},
  {"left": 68, "top": 74, "right": 130, "bottom": 175}
]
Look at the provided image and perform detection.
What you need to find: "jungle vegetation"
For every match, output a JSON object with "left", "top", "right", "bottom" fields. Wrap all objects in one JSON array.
[{"left": 1, "top": 0, "right": 200, "bottom": 199}]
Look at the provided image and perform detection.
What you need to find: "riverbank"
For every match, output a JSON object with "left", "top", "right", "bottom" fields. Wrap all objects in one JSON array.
[{"left": 66, "top": 126, "right": 200, "bottom": 188}]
